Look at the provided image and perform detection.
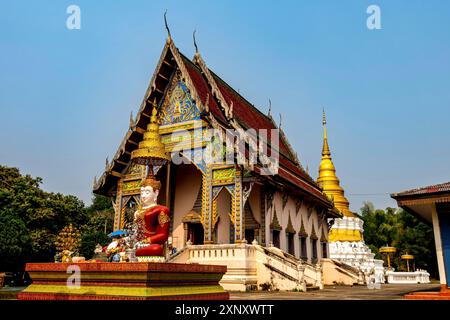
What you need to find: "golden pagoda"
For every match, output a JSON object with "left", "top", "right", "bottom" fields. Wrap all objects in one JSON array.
[
  {"left": 318, "top": 110, "right": 362, "bottom": 242},
  {"left": 131, "top": 99, "right": 170, "bottom": 168}
]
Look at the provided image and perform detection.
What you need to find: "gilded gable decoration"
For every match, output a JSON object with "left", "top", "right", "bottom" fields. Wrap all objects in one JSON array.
[
  {"left": 286, "top": 214, "right": 296, "bottom": 234},
  {"left": 298, "top": 216, "right": 308, "bottom": 238},
  {"left": 270, "top": 211, "right": 282, "bottom": 231},
  {"left": 159, "top": 77, "right": 201, "bottom": 126},
  {"left": 225, "top": 184, "right": 235, "bottom": 195},
  {"left": 244, "top": 202, "right": 260, "bottom": 229},
  {"left": 212, "top": 167, "right": 236, "bottom": 186},
  {"left": 212, "top": 186, "right": 224, "bottom": 200}
]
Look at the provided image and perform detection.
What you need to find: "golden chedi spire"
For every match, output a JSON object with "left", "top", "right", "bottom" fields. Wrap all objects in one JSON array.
[
  {"left": 318, "top": 110, "right": 362, "bottom": 242},
  {"left": 131, "top": 99, "right": 170, "bottom": 172}
]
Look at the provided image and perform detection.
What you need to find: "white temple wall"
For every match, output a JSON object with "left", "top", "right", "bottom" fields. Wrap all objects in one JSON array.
[
  {"left": 265, "top": 191, "right": 323, "bottom": 263},
  {"left": 216, "top": 189, "right": 231, "bottom": 244},
  {"left": 248, "top": 184, "right": 262, "bottom": 225},
  {"left": 171, "top": 164, "right": 201, "bottom": 250}
]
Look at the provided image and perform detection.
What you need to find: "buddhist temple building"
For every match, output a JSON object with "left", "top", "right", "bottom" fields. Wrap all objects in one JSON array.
[
  {"left": 392, "top": 182, "right": 450, "bottom": 299},
  {"left": 93, "top": 34, "right": 342, "bottom": 291},
  {"left": 317, "top": 111, "right": 384, "bottom": 283}
]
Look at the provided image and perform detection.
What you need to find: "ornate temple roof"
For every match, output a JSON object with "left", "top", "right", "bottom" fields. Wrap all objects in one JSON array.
[{"left": 93, "top": 36, "right": 337, "bottom": 212}]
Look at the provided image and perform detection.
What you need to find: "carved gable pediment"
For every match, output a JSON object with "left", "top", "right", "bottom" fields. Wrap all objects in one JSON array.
[{"left": 160, "top": 73, "right": 201, "bottom": 126}]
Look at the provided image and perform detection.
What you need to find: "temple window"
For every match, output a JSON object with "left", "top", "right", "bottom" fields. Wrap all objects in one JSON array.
[
  {"left": 311, "top": 238, "right": 318, "bottom": 262},
  {"left": 286, "top": 232, "right": 295, "bottom": 256},
  {"left": 321, "top": 242, "right": 328, "bottom": 259},
  {"left": 270, "top": 211, "right": 282, "bottom": 248},
  {"left": 272, "top": 230, "right": 280, "bottom": 248}
]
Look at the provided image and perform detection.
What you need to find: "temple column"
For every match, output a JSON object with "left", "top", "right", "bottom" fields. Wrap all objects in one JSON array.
[
  {"left": 113, "top": 179, "right": 123, "bottom": 231},
  {"left": 432, "top": 203, "right": 447, "bottom": 287},
  {"left": 202, "top": 166, "right": 213, "bottom": 244},
  {"left": 234, "top": 168, "right": 244, "bottom": 243}
]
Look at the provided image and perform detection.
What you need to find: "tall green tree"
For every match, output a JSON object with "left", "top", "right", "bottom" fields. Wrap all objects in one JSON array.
[
  {"left": 80, "top": 194, "right": 114, "bottom": 259},
  {"left": 360, "top": 201, "right": 438, "bottom": 278},
  {"left": 0, "top": 165, "right": 113, "bottom": 273}
]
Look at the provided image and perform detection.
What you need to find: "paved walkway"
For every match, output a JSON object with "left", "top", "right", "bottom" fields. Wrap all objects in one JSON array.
[
  {"left": 230, "top": 284, "right": 440, "bottom": 300},
  {"left": 1, "top": 284, "right": 440, "bottom": 300}
]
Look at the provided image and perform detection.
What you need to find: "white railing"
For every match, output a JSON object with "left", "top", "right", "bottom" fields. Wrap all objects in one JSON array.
[
  {"left": 169, "top": 242, "right": 323, "bottom": 291},
  {"left": 303, "top": 263, "right": 323, "bottom": 288},
  {"left": 386, "top": 270, "right": 430, "bottom": 284}
]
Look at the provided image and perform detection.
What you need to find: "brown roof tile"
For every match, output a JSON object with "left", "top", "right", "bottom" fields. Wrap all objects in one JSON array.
[{"left": 393, "top": 181, "right": 450, "bottom": 197}]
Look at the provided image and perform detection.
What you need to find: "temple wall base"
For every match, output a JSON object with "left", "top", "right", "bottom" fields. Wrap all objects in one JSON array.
[{"left": 168, "top": 242, "right": 323, "bottom": 292}]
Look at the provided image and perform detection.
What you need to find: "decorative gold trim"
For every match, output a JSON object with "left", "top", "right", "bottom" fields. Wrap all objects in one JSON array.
[
  {"left": 159, "top": 119, "right": 207, "bottom": 135},
  {"left": 193, "top": 54, "right": 231, "bottom": 119},
  {"left": 158, "top": 211, "right": 170, "bottom": 227},
  {"left": 270, "top": 211, "right": 282, "bottom": 231},
  {"left": 286, "top": 214, "right": 296, "bottom": 234},
  {"left": 212, "top": 198, "right": 219, "bottom": 229},
  {"left": 201, "top": 168, "right": 210, "bottom": 240},
  {"left": 113, "top": 179, "right": 123, "bottom": 231}
]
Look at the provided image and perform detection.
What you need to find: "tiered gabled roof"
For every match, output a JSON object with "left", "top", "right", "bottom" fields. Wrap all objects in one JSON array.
[{"left": 93, "top": 36, "right": 337, "bottom": 213}]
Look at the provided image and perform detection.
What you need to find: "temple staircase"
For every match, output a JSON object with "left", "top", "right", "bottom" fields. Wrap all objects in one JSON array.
[
  {"left": 167, "top": 242, "right": 323, "bottom": 292},
  {"left": 321, "top": 258, "right": 365, "bottom": 285}
]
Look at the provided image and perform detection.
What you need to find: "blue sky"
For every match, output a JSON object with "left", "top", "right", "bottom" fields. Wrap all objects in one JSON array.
[{"left": 1, "top": 1, "right": 450, "bottom": 212}]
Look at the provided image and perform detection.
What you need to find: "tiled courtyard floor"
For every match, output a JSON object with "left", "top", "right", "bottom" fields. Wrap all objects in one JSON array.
[
  {"left": 230, "top": 284, "right": 440, "bottom": 300},
  {"left": 1, "top": 284, "right": 440, "bottom": 300}
]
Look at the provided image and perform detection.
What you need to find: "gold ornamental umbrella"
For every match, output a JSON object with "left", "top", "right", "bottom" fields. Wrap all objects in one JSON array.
[
  {"left": 379, "top": 245, "right": 396, "bottom": 270},
  {"left": 401, "top": 253, "right": 415, "bottom": 272}
]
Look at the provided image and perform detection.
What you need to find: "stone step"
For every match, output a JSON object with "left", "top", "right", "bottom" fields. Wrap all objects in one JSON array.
[{"left": 306, "top": 285, "right": 321, "bottom": 291}]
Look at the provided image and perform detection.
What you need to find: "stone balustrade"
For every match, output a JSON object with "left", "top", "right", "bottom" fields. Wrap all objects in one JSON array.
[
  {"left": 170, "top": 242, "right": 323, "bottom": 291},
  {"left": 386, "top": 270, "right": 430, "bottom": 284}
]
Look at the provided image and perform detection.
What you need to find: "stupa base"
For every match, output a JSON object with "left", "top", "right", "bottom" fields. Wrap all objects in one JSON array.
[{"left": 18, "top": 262, "right": 229, "bottom": 300}]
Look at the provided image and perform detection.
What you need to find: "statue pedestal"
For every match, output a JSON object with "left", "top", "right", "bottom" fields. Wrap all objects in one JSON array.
[{"left": 18, "top": 262, "right": 229, "bottom": 300}]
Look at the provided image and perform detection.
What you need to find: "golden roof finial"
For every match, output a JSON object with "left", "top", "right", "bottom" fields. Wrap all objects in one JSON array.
[{"left": 322, "top": 108, "right": 330, "bottom": 157}]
